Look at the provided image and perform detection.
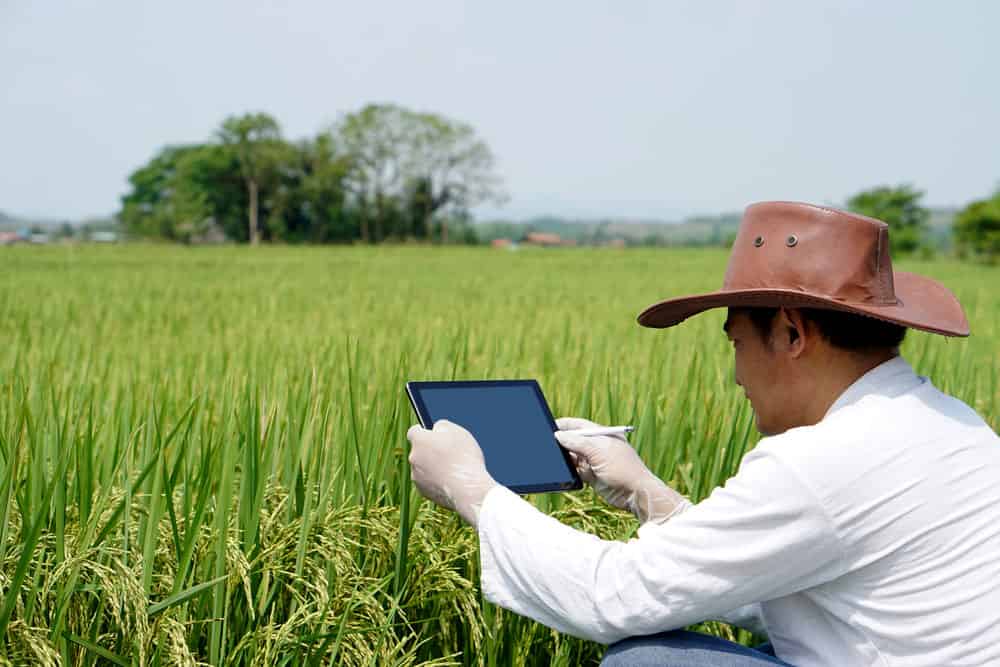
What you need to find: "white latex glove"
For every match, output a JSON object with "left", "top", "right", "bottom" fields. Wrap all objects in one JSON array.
[
  {"left": 554, "top": 417, "right": 690, "bottom": 525},
  {"left": 406, "top": 419, "right": 498, "bottom": 527}
]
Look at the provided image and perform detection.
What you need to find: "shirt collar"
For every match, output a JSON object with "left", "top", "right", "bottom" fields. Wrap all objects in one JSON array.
[{"left": 823, "top": 355, "right": 923, "bottom": 418}]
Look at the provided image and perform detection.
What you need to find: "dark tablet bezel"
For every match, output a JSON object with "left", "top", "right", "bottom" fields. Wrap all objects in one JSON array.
[{"left": 405, "top": 379, "right": 583, "bottom": 495}]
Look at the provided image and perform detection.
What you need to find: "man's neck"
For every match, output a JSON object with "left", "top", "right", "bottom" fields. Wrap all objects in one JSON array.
[{"left": 801, "top": 349, "right": 899, "bottom": 427}]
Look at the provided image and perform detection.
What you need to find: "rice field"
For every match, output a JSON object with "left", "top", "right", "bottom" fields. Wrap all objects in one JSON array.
[{"left": 1, "top": 244, "right": 996, "bottom": 666}]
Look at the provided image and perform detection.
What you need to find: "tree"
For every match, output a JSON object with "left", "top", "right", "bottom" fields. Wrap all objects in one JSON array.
[
  {"left": 846, "top": 184, "right": 929, "bottom": 257},
  {"left": 119, "top": 144, "right": 244, "bottom": 242},
  {"left": 333, "top": 104, "right": 505, "bottom": 243},
  {"left": 954, "top": 187, "right": 1000, "bottom": 264},
  {"left": 217, "top": 113, "right": 283, "bottom": 245},
  {"left": 56, "top": 222, "right": 75, "bottom": 240},
  {"left": 119, "top": 133, "right": 359, "bottom": 244},
  {"left": 120, "top": 145, "right": 200, "bottom": 240},
  {"left": 406, "top": 111, "right": 505, "bottom": 242},
  {"left": 291, "top": 133, "right": 353, "bottom": 241},
  {"left": 334, "top": 104, "right": 409, "bottom": 243},
  {"left": 120, "top": 105, "right": 503, "bottom": 245},
  {"left": 265, "top": 134, "right": 355, "bottom": 243},
  {"left": 173, "top": 144, "right": 245, "bottom": 241},
  {"left": 405, "top": 176, "right": 435, "bottom": 240}
]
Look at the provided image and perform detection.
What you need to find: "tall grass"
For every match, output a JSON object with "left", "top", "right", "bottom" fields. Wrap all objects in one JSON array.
[{"left": 0, "top": 245, "right": 996, "bottom": 665}]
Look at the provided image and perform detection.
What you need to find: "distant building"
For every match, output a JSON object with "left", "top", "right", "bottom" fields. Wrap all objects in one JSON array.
[
  {"left": 607, "top": 238, "right": 626, "bottom": 248},
  {"left": 0, "top": 231, "right": 20, "bottom": 245},
  {"left": 29, "top": 232, "right": 49, "bottom": 244},
  {"left": 522, "top": 231, "right": 564, "bottom": 247},
  {"left": 90, "top": 231, "right": 118, "bottom": 243},
  {"left": 491, "top": 238, "right": 513, "bottom": 249}
]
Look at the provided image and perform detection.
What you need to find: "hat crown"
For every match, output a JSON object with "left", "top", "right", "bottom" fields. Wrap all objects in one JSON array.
[{"left": 723, "top": 201, "right": 897, "bottom": 305}]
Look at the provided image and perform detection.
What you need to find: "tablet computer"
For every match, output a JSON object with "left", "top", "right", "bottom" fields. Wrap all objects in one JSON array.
[{"left": 405, "top": 379, "right": 582, "bottom": 494}]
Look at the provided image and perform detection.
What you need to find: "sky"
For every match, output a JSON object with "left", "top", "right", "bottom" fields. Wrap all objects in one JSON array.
[{"left": 2, "top": 1, "right": 998, "bottom": 222}]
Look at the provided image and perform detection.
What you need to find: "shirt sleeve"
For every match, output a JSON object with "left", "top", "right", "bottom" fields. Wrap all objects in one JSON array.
[
  {"left": 476, "top": 447, "right": 847, "bottom": 645},
  {"left": 658, "top": 502, "right": 768, "bottom": 635},
  {"left": 715, "top": 602, "right": 768, "bottom": 636}
]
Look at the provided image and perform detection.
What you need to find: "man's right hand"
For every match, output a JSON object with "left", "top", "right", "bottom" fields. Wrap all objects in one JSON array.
[{"left": 554, "top": 417, "right": 690, "bottom": 525}]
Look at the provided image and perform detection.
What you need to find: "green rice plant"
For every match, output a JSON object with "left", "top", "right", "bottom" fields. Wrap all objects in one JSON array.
[{"left": 0, "top": 244, "right": 995, "bottom": 664}]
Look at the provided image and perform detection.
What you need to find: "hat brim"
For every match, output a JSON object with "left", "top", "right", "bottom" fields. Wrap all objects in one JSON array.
[{"left": 636, "top": 271, "right": 970, "bottom": 337}]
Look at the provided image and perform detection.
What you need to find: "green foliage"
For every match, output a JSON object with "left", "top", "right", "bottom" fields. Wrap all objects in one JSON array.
[
  {"left": 119, "top": 144, "right": 244, "bottom": 242},
  {"left": 1, "top": 246, "right": 995, "bottom": 664},
  {"left": 954, "top": 188, "right": 1000, "bottom": 264},
  {"left": 846, "top": 184, "right": 930, "bottom": 257},
  {"left": 333, "top": 103, "right": 504, "bottom": 244},
  {"left": 217, "top": 112, "right": 287, "bottom": 245},
  {"left": 289, "top": 133, "right": 355, "bottom": 242},
  {"left": 118, "top": 105, "right": 503, "bottom": 246}
]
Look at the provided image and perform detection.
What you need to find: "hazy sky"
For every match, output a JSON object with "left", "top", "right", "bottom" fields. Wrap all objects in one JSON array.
[{"left": 2, "top": 1, "right": 998, "bottom": 221}]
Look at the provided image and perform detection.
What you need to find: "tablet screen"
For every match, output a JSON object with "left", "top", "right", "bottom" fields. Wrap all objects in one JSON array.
[{"left": 406, "top": 380, "right": 581, "bottom": 494}]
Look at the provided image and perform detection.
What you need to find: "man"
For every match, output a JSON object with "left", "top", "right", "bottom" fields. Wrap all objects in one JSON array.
[{"left": 407, "top": 201, "right": 1000, "bottom": 666}]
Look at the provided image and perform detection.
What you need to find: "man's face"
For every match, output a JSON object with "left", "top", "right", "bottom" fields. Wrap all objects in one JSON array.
[{"left": 724, "top": 310, "right": 790, "bottom": 436}]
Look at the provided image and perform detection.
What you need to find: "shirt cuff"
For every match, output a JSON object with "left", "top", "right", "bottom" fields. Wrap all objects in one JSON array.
[
  {"left": 476, "top": 484, "right": 537, "bottom": 607},
  {"left": 636, "top": 497, "right": 693, "bottom": 539}
]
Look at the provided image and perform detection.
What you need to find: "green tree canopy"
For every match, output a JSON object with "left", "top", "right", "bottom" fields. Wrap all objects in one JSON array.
[
  {"left": 332, "top": 103, "right": 504, "bottom": 243},
  {"left": 406, "top": 110, "right": 505, "bottom": 242},
  {"left": 954, "top": 187, "right": 1000, "bottom": 264},
  {"left": 119, "top": 105, "right": 495, "bottom": 245},
  {"left": 846, "top": 184, "right": 929, "bottom": 257},
  {"left": 263, "top": 134, "right": 355, "bottom": 243},
  {"left": 120, "top": 132, "right": 359, "bottom": 244},
  {"left": 216, "top": 112, "right": 286, "bottom": 245},
  {"left": 120, "top": 144, "right": 243, "bottom": 242}
]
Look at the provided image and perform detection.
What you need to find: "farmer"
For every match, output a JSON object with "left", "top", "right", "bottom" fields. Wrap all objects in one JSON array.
[{"left": 406, "top": 201, "right": 1000, "bottom": 666}]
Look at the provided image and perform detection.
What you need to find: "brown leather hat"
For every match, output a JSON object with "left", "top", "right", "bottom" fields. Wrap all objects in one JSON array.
[{"left": 637, "top": 201, "right": 969, "bottom": 337}]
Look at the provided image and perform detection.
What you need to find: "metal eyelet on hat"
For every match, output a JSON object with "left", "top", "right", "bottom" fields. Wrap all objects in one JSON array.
[
  {"left": 786, "top": 235, "right": 798, "bottom": 247},
  {"left": 753, "top": 236, "right": 764, "bottom": 247}
]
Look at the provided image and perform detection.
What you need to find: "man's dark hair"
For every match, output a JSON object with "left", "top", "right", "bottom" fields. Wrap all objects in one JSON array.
[{"left": 740, "top": 307, "right": 907, "bottom": 352}]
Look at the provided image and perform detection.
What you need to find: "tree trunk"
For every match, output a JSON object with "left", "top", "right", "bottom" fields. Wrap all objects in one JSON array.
[
  {"left": 248, "top": 179, "right": 260, "bottom": 245},
  {"left": 422, "top": 211, "right": 432, "bottom": 240},
  {"left": 428, "top": 186, "right": 449, "bottom": 244},
  {"left": 374, "top": 190, "right": 383, "bottom": 244},
  {"left": 359, "top": 199, "right": 369, "bottom": 243}
]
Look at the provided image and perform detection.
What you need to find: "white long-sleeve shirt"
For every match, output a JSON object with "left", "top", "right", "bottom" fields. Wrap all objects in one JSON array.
[{"left": 477, "top": 356, "right": 1000, "bottom": 666}]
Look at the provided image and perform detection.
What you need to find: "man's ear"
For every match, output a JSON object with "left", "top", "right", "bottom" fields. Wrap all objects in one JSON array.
[{"left": 775, "top": 308, "right": 808, "bottom": 358}]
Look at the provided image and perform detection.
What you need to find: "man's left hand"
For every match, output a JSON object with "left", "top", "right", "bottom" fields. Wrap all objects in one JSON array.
[{"left": 406, "top": 419, "right": 498, "bottom": 527}]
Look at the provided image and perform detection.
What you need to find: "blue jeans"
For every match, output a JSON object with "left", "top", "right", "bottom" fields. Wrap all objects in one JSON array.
[{"left": 601, "top": 630, "right": 792, "bottom": 666}]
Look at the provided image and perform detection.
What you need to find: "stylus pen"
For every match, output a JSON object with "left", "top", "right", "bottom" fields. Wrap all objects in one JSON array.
[{"left": 558, "top": 425, "right": 634, "bottom": 437}]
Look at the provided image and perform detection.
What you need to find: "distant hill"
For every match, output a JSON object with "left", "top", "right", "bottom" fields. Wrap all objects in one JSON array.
[
  {"left": 477, "top": 211, "right": 745, "bottom": 247},
  {"left": 476, "top": 208, "right": 959, "bottom": 248},
  {"left": 0, "top": 206, "right": 959, "bottom": 246},
  {"left": 0, "top": 209, "right": 60, "bottom": 231},
  {"left": 0, "top": 209, "right": 117, "bottom": 233}
]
